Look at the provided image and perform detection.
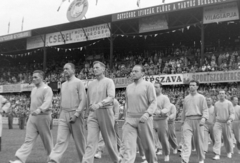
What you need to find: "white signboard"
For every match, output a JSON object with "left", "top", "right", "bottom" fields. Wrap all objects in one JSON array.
[
  {"left": 45, "top": 23, "right": 110, "bottom": 47},
  {"left": 143, "top": 74, "right": 184, "bottom": 85},
  {"left": 27, "top": 35, "right": 44, "bottom": 50},
  {"left": 203, "top": 2, "right": 239, "bottom": 24}
]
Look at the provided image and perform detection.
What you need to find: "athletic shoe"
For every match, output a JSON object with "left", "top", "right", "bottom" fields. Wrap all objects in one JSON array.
[
  {"left": 199, "top": 160, "right": 204, "bottom": 163},
  {"left": 141, "top": 155, "right": 146, "bottom": 160},
  {"left": 94, "top": 152, "right": 102, "bottom": 159},
  {"left": 141, "top": 161, "right": 148, "bottom": 163},
  {"left": 156, "top": 149, "right": 162, "bottom": 155},
  {"left": 181, "top": 159, "right": 187, "bottom": 163},
  {"left": 227, "top": 153, "right": 232, "bottom": 158},
  {"left": 192, "top": 149, "right": 196, "bottom": 151},
  {"left": 164, "top": 155, "right": 169, "bottom": 162},
  {"left": 9, "top": 160, "right": 22, "bottom": 163},
  {"left": 173, "top": 149, "right": 178, "bottom": 154},
  {"left": 212, "top": 155, "right": 220, "bottom": 160}
]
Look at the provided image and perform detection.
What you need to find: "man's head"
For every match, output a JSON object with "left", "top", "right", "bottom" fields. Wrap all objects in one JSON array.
[
  {"left": 189, "top": 80, "right": 199, "bottom": 93},
  {"left": 154, "top": 81, "right": 162, "bottom": 96},
  {"left": 32, "top": 70, "right": 44, "bottom": 86},
  {"left": 232, "top": 96, "right": 238, "bottom": 106},
  {"left": 93, "top": 61, "right": 105, "bottom": 76},
  {"left": 131, "top": 65, "right": 144, "bottom": 80},
  {"left": 219, "top": 90, "right": 226, "bottom": 101},
  {"left": 206, "top": 97, "right": 212, "bottom": 106},
  {"left": 63, "top": 63, "right": 75, "bottom": 78}
]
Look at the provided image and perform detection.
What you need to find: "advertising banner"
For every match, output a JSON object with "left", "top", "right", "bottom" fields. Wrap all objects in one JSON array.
[
  {"left": 144, "top": 74, "right": 184, "bottom": 85},
  {"left": 203, "top": 2, "right": 239, "bottom": 24},
  {"left": 0, "top": 31, "right": 31, "bottom": 42},
  {"left": 27, "top": 35, "right": 44, "bottom": 50},
  {"left": 2, "top": 84, "right": 22, "bottom": 93},
  {"left": 190, "top": 70, "right": 240, "bottom": 83},
  {"left": 139, "top": 15, "right": 168, "bottom": 33},
  {"left": 21, "top": 83, "right": 35, "bottom": 92},
  {"left": 45, "top": 23, "right": 110, "bottom": 46},
  {"left": 113, "top": 78, "right": 132, "bottom": 88},
  {"left": 112, "top": 0, "right": 236, "bottom": 21}
]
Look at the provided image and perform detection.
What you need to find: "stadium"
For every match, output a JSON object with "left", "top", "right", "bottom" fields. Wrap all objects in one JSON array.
[{"left": 0, "top": 0, "right": 240, "bottom": 163}]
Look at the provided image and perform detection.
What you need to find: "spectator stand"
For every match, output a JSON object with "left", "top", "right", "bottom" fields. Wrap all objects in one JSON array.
[{"left": 0, "top": 0, "right": 240, "bottom": 126}]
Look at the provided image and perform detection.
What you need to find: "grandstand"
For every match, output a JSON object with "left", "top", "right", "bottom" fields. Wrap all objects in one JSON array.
[{"left": 0, "top": 0, "right": 240, "bottom": 121}]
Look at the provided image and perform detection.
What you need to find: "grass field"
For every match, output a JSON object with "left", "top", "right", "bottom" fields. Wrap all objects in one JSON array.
[{"left": 1, "top": 124, "right": 240, "bottom": 163}]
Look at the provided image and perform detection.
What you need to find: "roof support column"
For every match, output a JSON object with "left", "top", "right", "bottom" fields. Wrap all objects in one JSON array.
[
  {"left": 200, "top": 21, "right": 204, "bottom": 67},
  {"left": 43, "top": 34, "right": 47, "bottom": 71},
  {"left": 109, "top": 34, "right": 113, "bottom": 69}
]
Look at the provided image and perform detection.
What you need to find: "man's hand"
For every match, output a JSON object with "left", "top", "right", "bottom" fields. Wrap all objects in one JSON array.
[
  {"left": 155, "top": 110, "right": 162, "bottom": 115},
  {"left": 139, "top": 113, "right": 150, "bottom": 123},
  {"left": 89, "top": 104, "right": 100, "bottom": 112},
  {"left": 227, "top": 120, "right": 232, "bottom": 125},
  {"left": 69, "top": 115, "right": 77, "bottom": 124},
  {"left": 32, "top": 109, "right": 41, "bottom": 116},
  {"left": 199, "top": 118, "right": 206, "bottom": 126}
]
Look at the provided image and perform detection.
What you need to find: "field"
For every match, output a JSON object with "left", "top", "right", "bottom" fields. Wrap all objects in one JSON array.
[{"left": 1, "top": 124, "right": 240, "bottom": 163}]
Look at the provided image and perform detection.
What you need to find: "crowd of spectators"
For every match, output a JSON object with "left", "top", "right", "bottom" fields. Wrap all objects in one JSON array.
[
  {"left": 1, "top": 83, "right": 239, "bottom": 120},
  {"left": 1, "top": 46, "right": 240, "bottom": 85}
]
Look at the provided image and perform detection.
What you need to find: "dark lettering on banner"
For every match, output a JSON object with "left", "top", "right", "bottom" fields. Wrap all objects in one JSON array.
[
  {"left": 191, "top": 70, "right": 240, "bottom": 83},
  {"left": 144, "top": 75, "right": 183, "bottom": 84},
  {"left": 112, "top": 0, "right": 234, "bottom": 21},
  {"left": 113, "top": 78, "right": 132, "bottom": 88}
]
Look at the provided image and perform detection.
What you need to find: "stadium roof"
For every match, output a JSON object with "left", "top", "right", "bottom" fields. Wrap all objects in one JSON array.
[{"left": 0, "top": 0, "right": 239, "bottom": 54}]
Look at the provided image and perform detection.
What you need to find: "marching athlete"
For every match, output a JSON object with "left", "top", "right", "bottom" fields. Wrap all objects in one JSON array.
[
  {"left": 212, "top": 90, "right": 234, "bottom": 160},
  {"left": 121, "top": 65, "right": 157, "bottom": 163},
  {"left": 232, "top": 96, "right": 240, "bottom": 154},
  {"left": 82, "top": 61, "right": 119, "bottom": 163},
  {"left": 0, "top": 95, "right": 11, "bottom": 151},
  {"left": 168, "top": 102, "right": 178, "bottom": 154},
  {"left": 181, "top": 80, "right": 208, "bottom": 163},
  {"left": 48, "top": 63, "right": 87, "bottom": 163},
  {"left": 10, "top": 70, "right": 53, "bottom": 163},
  {"left": 203, "top": 97, "right": 215, "bottom": 153},
  {"left": 153, "top": 81, "right": 171, "bottom": 161}
]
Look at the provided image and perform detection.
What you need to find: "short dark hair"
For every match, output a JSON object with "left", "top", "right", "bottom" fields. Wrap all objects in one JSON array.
[
  {"left": 134, "top": 64, "right": 145, "bottom": 73},
  {"left": 33, "top": 70, "right": 44, "bottom": 79},
  {"left": 93, "top": 61, "right": 106, "bottom": 68},
  {"left": 189, "top": 80, "right": 199, "bottom": 86},
  {"left": 231, "top": 96, "right": 238, "bottom": 101},
  {"left": 65, "top": 63, "right": 75, "bottom": 70},
  {"left": 154, "top": 81, "right": 162, "bottom": 87}
]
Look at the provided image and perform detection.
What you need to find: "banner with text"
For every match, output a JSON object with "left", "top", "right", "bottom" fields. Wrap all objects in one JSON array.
[
  {"left": 2, "top": 84, "right": 22, "bottom": 93},
  {"left": 0, "top": 31, "right": 31, "bottom": 42},
  {"left": 203, "top": 2, "right": 239, "bottom": 24},
  {"left": 144, "top": 74, "right": 184, "bottom": 85},
  {"left": 112, "top": 0, "right": 236, "bottom": 21},
  {"left": 21, "top": 83, "right": 35, "bottom": 92},
  {"left": 189, "top": 70, "right": 240, "bottom": 83},
  {"left": 45, "top": 23, "right": 110, "bottom": 47},
  {"left": 139, "top": 15, "right": 168, "bottom": 33}
]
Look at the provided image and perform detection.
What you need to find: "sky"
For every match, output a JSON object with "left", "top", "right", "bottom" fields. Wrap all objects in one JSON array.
[{"left": 0, "top": 0, "right": 183, "bottom": 36}]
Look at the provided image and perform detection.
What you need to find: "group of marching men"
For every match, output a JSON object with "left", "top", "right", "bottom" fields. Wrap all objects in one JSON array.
[{"left": 0, "top": 62, "right": 239, "bottom": 163}]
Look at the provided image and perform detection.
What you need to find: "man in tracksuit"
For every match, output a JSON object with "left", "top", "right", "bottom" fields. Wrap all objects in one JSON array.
[
  {"left": 181, "top": 80, "right": 208, "bottom": 163},
  {"left": 212, "top": 90, "right": 234, "bottom": 160},
  {"left": 231, "top": 96, "right": 240, "bottom": 154},
  {"left": 153, "top": 82, "right": 171, "bottom": 162}
]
